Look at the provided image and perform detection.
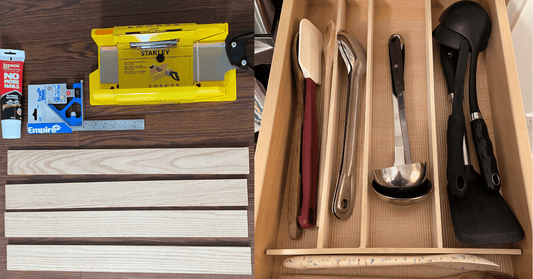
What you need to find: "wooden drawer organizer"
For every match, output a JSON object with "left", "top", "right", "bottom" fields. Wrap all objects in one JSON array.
[{"left": 255, "top": 0, "right": 532, "bottom": 278}]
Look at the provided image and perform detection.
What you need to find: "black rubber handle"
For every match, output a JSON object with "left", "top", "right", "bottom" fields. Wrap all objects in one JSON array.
[
  {"left": 447, "top": 113, "right": 468, "bottom": 197},
  {"left": 471, "top": 118, "right": 501, "bottom": 193}
]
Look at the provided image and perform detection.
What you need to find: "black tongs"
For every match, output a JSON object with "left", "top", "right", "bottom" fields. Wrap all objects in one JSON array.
[{"left": 433, "top": 1, "right": 500, "bottom": 197}]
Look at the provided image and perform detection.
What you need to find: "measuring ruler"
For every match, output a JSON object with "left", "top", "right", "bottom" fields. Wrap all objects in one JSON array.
[{"left": 70, "top": 119, "right": 145, "bottom": 131}]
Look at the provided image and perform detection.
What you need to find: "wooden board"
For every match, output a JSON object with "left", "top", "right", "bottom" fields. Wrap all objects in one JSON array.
[
  {"left": 6, "top": 179, "right": 248, "bottom": 209},
  {"left": 7, "top": 245, "right": 252, "bottom": 274},
  {"left": 7, "top": 148, "right": 249, "bottom": 175},
  {"left": 5, "top": 211, "right": 248, "bottom": 238}
]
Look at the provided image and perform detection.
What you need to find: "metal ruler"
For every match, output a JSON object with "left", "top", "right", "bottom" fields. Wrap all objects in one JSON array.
[{"left": 70, "top": 119, "right": 145, "bottom": 131}]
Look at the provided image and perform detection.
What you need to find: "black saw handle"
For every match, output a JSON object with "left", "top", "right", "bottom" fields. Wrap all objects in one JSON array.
[{"left": 471, "top": 118, "right": 501, "bottom": 193}]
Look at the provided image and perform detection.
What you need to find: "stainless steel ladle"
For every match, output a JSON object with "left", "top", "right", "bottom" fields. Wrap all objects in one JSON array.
[
  {"left": 332, "top": 31, "right": 366, "bottom": 219},
  {"left": 372, "top": 34, "right": 431, "bottom": 205}
]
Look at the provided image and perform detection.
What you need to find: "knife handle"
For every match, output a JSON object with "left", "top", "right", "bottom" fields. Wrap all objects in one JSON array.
[
  {"left": 471, "top": 118, "right": 501, "bottom": 193},
  {"left": 299, "top": 78, "right": 319, "bottom": 229}
]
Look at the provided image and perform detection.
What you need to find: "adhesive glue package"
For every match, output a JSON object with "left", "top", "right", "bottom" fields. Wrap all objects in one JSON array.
[{"left": 0, "top": 49, "right": 25, "bottom": 139}]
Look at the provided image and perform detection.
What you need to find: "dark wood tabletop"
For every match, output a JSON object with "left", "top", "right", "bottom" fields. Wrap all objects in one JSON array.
[{"left": 0, "top": 0, "right": 254, "bottom": 278}]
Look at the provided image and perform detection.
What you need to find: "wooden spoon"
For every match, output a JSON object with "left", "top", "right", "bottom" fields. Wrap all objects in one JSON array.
[
  {"left": 278, "top": 271, "right": 514, "bottom": 279},
  {"left": 287, "top": 31, "right": 305, "bottom": 240}
]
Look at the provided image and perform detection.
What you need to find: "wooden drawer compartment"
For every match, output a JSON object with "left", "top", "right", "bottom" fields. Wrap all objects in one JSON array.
[{"left": 255, "top": 0, "right": 532, "bottom": 278}]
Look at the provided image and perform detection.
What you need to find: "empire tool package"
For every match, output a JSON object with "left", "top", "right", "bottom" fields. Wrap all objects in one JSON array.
[
  {"left": 0, "top": 49, "right": 25, "bottom": 139},
  {"left": 90, "top": 23, "right": 248, "bottom": 105},
  {"left": 28, "top": 81, "right": 144, "bottom": 134}
]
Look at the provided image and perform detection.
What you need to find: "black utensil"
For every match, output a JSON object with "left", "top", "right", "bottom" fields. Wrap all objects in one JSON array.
[
  {"left": 438, "top": 46, "right": 524, "bottom": 245},
  {"left": 433, "top": 27, "right": 470, "bottom": 197},
  {"left": 435, "top": 2, "right": 524, "bottom": 244},
  {"left": 433, "top": 1, "right": 500, "bottom": 195}
]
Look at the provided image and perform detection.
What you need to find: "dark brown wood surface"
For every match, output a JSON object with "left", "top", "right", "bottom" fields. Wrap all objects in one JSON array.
[{"left": 0, "top": 0, "right": 254, "bottom": 278}]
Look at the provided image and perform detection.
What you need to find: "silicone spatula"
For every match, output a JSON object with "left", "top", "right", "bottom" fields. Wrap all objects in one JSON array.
[{"left": 298, "top": 18, "right": 323, "bottom": 229}]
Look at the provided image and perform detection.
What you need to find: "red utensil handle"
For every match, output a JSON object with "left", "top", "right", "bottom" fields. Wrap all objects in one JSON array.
[{"left": 299, "top": 78, "right": 319, "bottom": 229}]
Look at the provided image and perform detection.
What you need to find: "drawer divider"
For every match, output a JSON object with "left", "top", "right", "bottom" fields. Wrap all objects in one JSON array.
[
  {"left": 359, "top": 0, "right": 375, "bottom": 249},
  {"left": 425, "top": 0, "right": 444, "bottom": 249},
  {"left": 316, "top": 0, "right": 347, "bottom": 249}
]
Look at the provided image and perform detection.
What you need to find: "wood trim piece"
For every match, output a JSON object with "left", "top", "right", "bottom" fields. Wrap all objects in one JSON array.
[
  {"left": 316, "top": 0, "right": 346, "bottom": 249},
  {"left": 359, "top": 0, "right": 374, "bottom": 249},
  {"left": 6, "top": 179, "right": 248, "bottom": 209},
  {"left": 425, "top": 0, "right": 444, "bottom": 249},
  {"left": 7, "top": 148, "right": 249, "bottom": 175},
  {"left": 5, "top": 211, "right": 248, "bottom": 238},
  {"left": 266, "top": 247, "right": 522, "bottom": 256},
  {"left": 7, "top": 245, "right": 252, "bottom": 274}
]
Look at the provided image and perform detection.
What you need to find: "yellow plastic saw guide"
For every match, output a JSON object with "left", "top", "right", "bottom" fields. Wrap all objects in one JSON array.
[{"left": 90, "top": 23, "right": 237, "bottom": 105}]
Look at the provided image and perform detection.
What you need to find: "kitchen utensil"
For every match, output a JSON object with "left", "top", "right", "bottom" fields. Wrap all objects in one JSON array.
[
  {"left": 372, "top": 179, "right": 433, "bottom": 205},
  {"left": 287, "top": 31, "right": 305, "bottom": 239},
  {"left": 317, "top": 20, "right": 336, "bottom": 227},
  {"left": 433, "top": 1, "right": 500, "bottom": 196},
  {"left": 278, "top": 271, "right": 515, "bottom": 279},
  {"left": 371, "top": 34, "right": 431, "bottom": 204},
  {"left": 283, "top": 254, "right": 499, "bottom": 271},
  {"left": 439, "top": 44, "right": 483, "bottom": 194},
  {"left": 298, "top": 18, "right": 323, "bottom": 228},
  {"left": 437, "top": 41, "right": 524, "bottom": 245},
  {"left": 332, "top": 31, "right": 366, "bottom": 219}
]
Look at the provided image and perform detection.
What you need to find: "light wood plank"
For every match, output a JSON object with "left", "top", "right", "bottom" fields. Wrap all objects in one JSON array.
[
  {"left": 316, "top": 0, "right": 346, "bottom": 249},
  {"left": 6, "top": 179, "right": 248, "bottom": 209},
  {"left": 425, "top": 0, "right": 444, "bottom": 249},
  {"left": 7, "top": 148, "right": 249, "bottom": 175},
  {"left": 359, "top": 0, "right": 374, "bottom": 249},
  {"left": 266, "top": 247, "right": 522, "bottom": 256},
  {"left": 7, "top": 245, "right": 252, "bottom": 274},
  {"left": 5, "top": 211, "right": 248, "bottom": 238}
]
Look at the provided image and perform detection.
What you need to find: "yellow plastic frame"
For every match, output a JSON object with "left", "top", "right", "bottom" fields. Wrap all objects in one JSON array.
[{"left": 89, "top": 23, "right": 237, "bottom": 105}]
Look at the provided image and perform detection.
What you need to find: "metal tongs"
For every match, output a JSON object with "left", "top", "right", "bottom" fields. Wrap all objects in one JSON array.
[{"left": 332, "top": 31, "right": 366, "bottom": 220}]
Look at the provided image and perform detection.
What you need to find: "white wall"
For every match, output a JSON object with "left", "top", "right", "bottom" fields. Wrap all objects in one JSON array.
[
  {"left": 509, "top": 0, "right": 532, "bottom": 150},
  {"left": 510, "top": 0, "right": 532, "bottom": 115}
]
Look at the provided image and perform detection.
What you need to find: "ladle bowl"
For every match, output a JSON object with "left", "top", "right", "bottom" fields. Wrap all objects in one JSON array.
[
  {"left": 372, "top": 179, "right": 433, "bottom": 206},
  {"left": 372, "top": 161, "right": 427, "bottom": 188}
]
